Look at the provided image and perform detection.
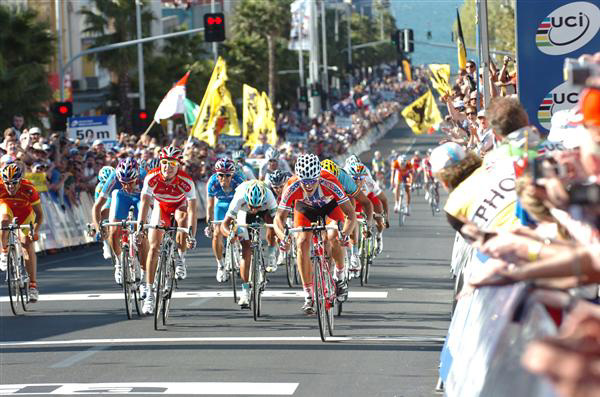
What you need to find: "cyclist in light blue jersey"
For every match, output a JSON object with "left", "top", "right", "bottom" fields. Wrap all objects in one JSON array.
[{"left": 93, "top": 166, "right": 115, "bottom": 260}]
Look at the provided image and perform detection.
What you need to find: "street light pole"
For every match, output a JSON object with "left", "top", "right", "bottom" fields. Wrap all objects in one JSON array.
[
  {"left": 211, "top": 0, "right": 217, "bottom": 62},
  {"left": 56, "top": 0, "right": 65, "bottom": 101},
  {"left": 320, "top": 0, "right": 329, "bottom": 108},
  {"left": 308, "top": 0, "right": 321, "bottom": 118},
  {"left": 135, "top": 0, "right": 146, "bottom": 109},
  {"left": 347, "top": 3, "right": 353, "bottom": 95}
]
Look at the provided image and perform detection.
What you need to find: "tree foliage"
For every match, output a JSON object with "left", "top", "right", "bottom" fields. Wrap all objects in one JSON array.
[{"left": 0, "top": 5, "right": 54, "bottom": 128}]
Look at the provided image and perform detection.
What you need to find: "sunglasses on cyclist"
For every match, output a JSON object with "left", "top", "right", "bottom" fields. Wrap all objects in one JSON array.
[
  {"left": 160, "top": 159, "right": 178, "bottom": 167},
  {"left": 5, "top": 181, "right": 19, "bottom": 188},
  {"left": 248, "top": 204, "right": 261, "bottom": 210},
  {"left": 352, "top": 175, "right": 366, "bottom": 181},
  {"left": 217, "top": 173, "right": 233, "bottom": 178},
  {"left": 300, "top": 178, "right": 318, "bottom": 187}
]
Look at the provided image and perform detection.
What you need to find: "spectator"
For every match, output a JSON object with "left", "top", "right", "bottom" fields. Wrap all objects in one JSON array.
[
  {"left": 10, "top": 114, "right": 25, "bottom": 138},
  {"left": 250, "top": 133, "right": 273, "bottom": 158}
]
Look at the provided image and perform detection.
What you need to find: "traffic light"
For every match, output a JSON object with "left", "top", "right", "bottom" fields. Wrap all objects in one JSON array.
[
  {"left": 402, "top": 29, "right": 414, "bottom": 53},
  {"left": 391, "top": 30, "right": 401, "bottom": 53},
  {"left": 133, "top": 109, "right": 151, "bottom": 133},
  {"left": 204, "top": 13, "right": 225, "bottom": 42},
  {"left": 50, "top": 101, "right": 73, "bottom": 131}
]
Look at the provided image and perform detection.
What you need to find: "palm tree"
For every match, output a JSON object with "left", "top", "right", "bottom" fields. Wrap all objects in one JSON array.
[
  {"left": 0, "top": 5, "right": 54, "bottom": 128},
  {"left": 233, "top": 0, "right": 292, "bottom": 103},
  {"left": 80, "top": 0, "right": 153, "bottom": 132}
]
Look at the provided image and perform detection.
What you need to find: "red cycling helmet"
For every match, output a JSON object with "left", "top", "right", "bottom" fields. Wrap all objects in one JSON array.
[{"left": 159, "top": 145, "right": 183, "bottom": 162}]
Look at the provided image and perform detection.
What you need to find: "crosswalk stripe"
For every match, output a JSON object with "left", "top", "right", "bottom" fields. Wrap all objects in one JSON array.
[
  {"left": 0, "top": 382, "right": 299, "bottom": 395},
  {"left": 0, "top": 290, "right": 388, "bottom": 302},
  {"left": 0, "top": 335, "right": 446, "bottom": 348}
]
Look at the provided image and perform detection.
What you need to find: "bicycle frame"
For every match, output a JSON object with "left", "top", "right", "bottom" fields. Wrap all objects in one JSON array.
[
  {"left": 2, "top": 219, "right": 31, "bottom": 315},
  {"left": 237, "top": 222, "right": 267, "bottom": 321}
]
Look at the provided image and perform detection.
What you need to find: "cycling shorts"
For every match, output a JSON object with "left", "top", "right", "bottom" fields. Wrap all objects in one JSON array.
[
  {"left": 294, "top": 200, "right": 343, "bottom": 227},
  {"left": 0, "top": 203, "right": 35, "bottom": 235},
  {"left": 236, "top": 210, "right": 272, "bottom": 241},
  {"left": 214, "top": 199, "right": 231, "bottom": 222},
  {"left": 355, "top": 192, "right": 382, "bottom": 214},
  {"left": 109, "top": 190, "right": 141, "bottom": 221},
  {"left": 150, "top": 199, "right": 187, "bottom": 228}
]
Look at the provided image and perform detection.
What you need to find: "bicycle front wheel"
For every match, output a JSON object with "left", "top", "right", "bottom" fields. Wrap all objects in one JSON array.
[
  {"left": 313, "top": 257, "right": 328, "bottom": 342},
  {"left": 162, "top": 259, "right": 175, "bottom": 326},
  {"left": 285, "top": 250, "right": 295, "bottom": 288},
  {"left": 18, "top": 255, "right": 29, "bottom": 312},
  {"left": 6, "top": 248, "right": 21, "bottom": 316},
  {"left": 228, "top": 241, "right": 238, "bottom": 303},
  {"left": 323, "top": 260, "right": 335, "bottom": 336},
  {"left": 251, "top": 250, "right": 262, "bottom": 321},
  {"left": 153, "top": 257, "right": 165, "bottom": 330},
  {"left": 121, "top": 252, "right": 133, "bottom": 320}
]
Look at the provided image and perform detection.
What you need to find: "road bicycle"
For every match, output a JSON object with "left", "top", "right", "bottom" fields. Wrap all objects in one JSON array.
[
  {"left": 398, "top": 184, "right": 409, "bottom": 226},
  {"left": 221, "top": 221, "right": 242, "bottom": 303},
  {"left": 143, "top": 219, "right": 191, "bottom": 330},
  {"left": 283, "top": 216, "right": 299, "bottom": 288},
  {"left": 427, "top": 180, "right": 440, "bottom": 216},
  {"left": 356, "top": 216, "right": 375, "bottom": 286},
  {"left": 237, "top": 222, "right": 269, "bottom": 321},
  {"left": 3, "top": 219, "right": 31, "bottom": 316},
  {"left": 288, "top": 219, "right": 340, "bottom": 342},
  {"left": 103, "top": 208, "right": 142, "bottom": 319}
]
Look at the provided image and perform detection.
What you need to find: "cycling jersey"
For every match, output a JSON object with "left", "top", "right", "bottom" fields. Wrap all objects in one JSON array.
[
  {"left": 225, "top": 180, "right": 278, "bottom": 220},
  {"left": 100, "top": 168, "right": 147, "bottom": 199},
  {"left": 372, "top": 159, "right": 385, "bottom": 173},
  {"left": 0, "top": 179, "right": 40, "bottom": 225},
  {"left": 410, "top": 156, "right": 422, "bottom": 169},
  {"left": 392, "top": 160, "right": 413, "bottom": 180},
  {"left": 109, "top": 188, "right": 141, "bottom": 221},
  {"left": 279, "top": 170, "right": 349, "bottom": 212},
  {"left": 323, "top": 168, "right": 358, "bottom": 197},
  {"left": 142, "top": 169, "right": 196, "bottom": 205},
  {"left": 207, "top": 173, "right": 244, "bottom": 202}
]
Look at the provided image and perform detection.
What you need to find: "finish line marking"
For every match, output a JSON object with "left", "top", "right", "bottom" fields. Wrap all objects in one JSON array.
[
  {"left": 0, "top": 290, "right": 388, "bottom": 302},
  {"left": 0, "top": 382, "right": 299, "bottom": 395},
  {"left": 0, "top": 336, "right": 445, "bottom": 348}
]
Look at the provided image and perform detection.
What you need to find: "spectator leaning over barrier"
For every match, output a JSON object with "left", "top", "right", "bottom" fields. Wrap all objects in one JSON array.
[{"left": 249, "top": 133, "right": 272, "bottom": 159}]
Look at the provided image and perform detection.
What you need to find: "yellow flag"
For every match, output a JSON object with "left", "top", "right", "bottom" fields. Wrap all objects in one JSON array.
[
  {"left": 190, "top": 57, "right": 240, "bottom": 146},
  {"left": 402, "top": 59, "right": 412, "bottom": 82},
  {"left": 401, "top": 90, "right": 443, "bottom": 135},
  {"left": 261, "top": 92, "right": 277, "bottom": 146},
  {"left": 456, "top": 9, "right": 467, "bottom": 70},
  {"left": 428, "top": 64, "right": 451, "bottom": 97},
  {"left": 243, "top": 84, "right": 262, "bottom": 148}
]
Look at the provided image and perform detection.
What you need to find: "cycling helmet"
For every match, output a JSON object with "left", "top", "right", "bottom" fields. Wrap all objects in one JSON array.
[
  {"left": 295, "top": 153, "right": 321, "bottom": 179},
  {"left": 430, "top": 142, "right": 466, "bottom": 173},
  {"left": 266, "top": 169, "right": 290, "bottom": 188},
  {"left": 414, "top": 151, "right": 420, "bottom": 156},
  {"left": 244, "top": 180, "right": 268, "bottom": 208},
  {"left": 147, "top": 158, "right": 160, "bottom": 170},
  {"left": 265, "top": 147, "right": 280, "bottom": 161},
  {"left": 138, "top": 159, "right": 147, "bottom": 171},
  {"left": 346, "top": 161, "right": 368, "bottom": 177},
  {"left": 116, "top": 158, "right": 139, "bottom": 183},
  {"left": 159, "top": 145, "right": 183, "bottom": 162},
  {"left": 98, "top": 166, "right": 115, "bottom": 183},
  {"left": 232, "top": 150, "right": 246, "bottom": 161},
  {"left": 214, "top": 158, "right": 235, "bottom": 173},
  {"left": 320, "top": 159, "right": 340, "bottom": 177},
  {"left": 345, "top": 154, "right": 360, "bottom": 166},
  {"left": 1, "top": 163, "right": 23, "bottom": 184}
]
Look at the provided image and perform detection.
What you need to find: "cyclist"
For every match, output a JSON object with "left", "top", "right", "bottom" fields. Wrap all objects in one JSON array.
[
  {"left": 205, "top": 158, "right": 245, "bottom": 282},
  {"left": 321, "top": 159, "right": 374, "bottom": 275},
  {"left": 103, "top": 159, "right": 149, "bottom": 293},
  {"left": 221, "top": 180, "right": 277, "bottom": 308},
  {"left": 423, "top": 149, "right": 440, "bottom": 210},
  {"left": 93, "top": 166, "right": 115, "bottom": 260},
  {"left": 137, "top": 145, "right": 198, "bottom": 315},
  {"left": 273, "top": 154, "right": 357, "bottom": 314},
  {"left": 410, "top": 150, "right": 423, "bottom": 190},
  {"left": 391, "top": 155, "right": 413, "bottom": 215},
  {"left": 0, "top": 163, "right": 44, "bottom": 302},
  {"left": 232, "top": 150, "right": 256, "bottom": 180},
  {"left": 371, "top": 151, "right": 386, "bottom": 188},
  {"left": 265, "top": 170, "right": 292, "bottom": 269},
  {"left": 259, "top": 148, "right": 292, "bottom": 181}
]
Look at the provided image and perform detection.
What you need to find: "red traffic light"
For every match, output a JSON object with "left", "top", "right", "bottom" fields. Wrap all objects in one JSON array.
[
  {"left": 207, "top": 16, "right": 222, "bottom": 25},
  {"left": 58, "top": 105, "right": 69, "bottom": 115},
  {"left": 138, "top": 111, "right": 148, "bottom": 120}
]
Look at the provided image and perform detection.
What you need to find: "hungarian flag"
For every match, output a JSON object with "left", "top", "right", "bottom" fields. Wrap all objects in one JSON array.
[
  {"left": 153, "top": 71, "right": 190, "bottom": 122},
  {"left": 456, "top": 9, "right": 467, "bottom": 70}
]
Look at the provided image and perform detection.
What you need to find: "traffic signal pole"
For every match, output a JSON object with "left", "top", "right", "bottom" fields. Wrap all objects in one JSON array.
[
  {"left": 135, "top": 0, "right": 146, "bottom": 109},
  {"left": 60, "top": 27, "right": 204, "bottom": 101}
]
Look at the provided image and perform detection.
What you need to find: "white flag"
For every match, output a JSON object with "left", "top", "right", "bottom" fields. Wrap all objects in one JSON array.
[{"left": 153, "top": 71, "right": 190, "bottom": 122}]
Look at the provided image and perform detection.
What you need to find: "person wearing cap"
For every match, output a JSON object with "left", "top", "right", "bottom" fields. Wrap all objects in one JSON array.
[
  {"left": 28, "top": 127, "right": 42, "bottom": 144},
  {"left": 249, "top": 133, "right": 273, "bottom": 159}
]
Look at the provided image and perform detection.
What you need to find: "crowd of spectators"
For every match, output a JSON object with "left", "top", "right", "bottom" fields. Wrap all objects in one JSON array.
[
  {"left": 1, "top": 63, "right": 421, "bottom": 210},
  {"left": 432, "top": 53, "right": 600, "bottom": 396}
]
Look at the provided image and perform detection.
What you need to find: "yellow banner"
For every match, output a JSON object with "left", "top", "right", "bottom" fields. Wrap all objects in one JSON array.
[
  {"left": 401, "top": 90, "right": 443, "bottom": 135},
  {"left": 25, "top": 172, "right": 48, "bottom": 193},
  {"left": 428, "top": 64, "right": 451, "bottom": 98},
  {"left": 190, "top": 57, "right": 240, "bottom": 146},
  {"left": 243, "top": 84, "right": 262, "bottom": 148},
  {"left": 402, "top": 59, "right": 412, "bottom": 82},
  {"left": 261, "top": 92, "right": 277, "bottom": 146}
]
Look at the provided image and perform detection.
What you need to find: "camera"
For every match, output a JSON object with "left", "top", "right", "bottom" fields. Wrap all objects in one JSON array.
[
  {"left": 563, "top": 58, "right": 600, "bottom": 86},
  {"left": 567, "top": 183, "right": 600, "bottom": 205},
  {"left": 530, "top": 156, "right": 568, "bottom": 184}
]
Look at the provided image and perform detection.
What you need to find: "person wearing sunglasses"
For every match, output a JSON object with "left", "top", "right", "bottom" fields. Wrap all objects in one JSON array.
[
  {"left": 220, "top": 180, "right": 278, "bottom": 308},
  {"left": 137, "top": 145, "right": 198, "bottom": 316},
  {"left": 273, "top": 154, "right": 357, "bottom": 314},
  {"left": 90, "top": 166, "right": 116, "bottom": 260},
  {"left": 0, "top": 163, "right": 44, "bottom": 303},
  {"left": 205, "top": 158, "right": 245, "bottom": 283},
  {"left": 391, "top": 155, "right": 413, "bottom": 215}
]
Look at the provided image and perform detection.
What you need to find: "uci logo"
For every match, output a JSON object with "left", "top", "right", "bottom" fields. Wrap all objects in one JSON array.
[
  {"left": 536, "top": 1, "right": 600, "bottom": 55},
  {"left": 537, "top": 81, "right": 579, "bottom": 130}
]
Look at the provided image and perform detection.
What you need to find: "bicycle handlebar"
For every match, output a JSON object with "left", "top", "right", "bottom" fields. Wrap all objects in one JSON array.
[
  {"left": 103, "top": 220, "right": 139, "bottom": 228},
  {"left": 287, "top": 224, "right": 339, "bottom": 234},
  {"left": 143, "top": 224, "right": 191, "bottom": 234},
  {"left": 0, "top": 223, "right": 31, "bottom": 231}
]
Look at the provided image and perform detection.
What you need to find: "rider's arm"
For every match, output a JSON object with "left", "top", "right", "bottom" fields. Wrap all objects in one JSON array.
[
  {"left": 221, "top": 216, "right": 233, "bottom": 237},
  {"left": 273, "top": 208, "right": 290, "bottom": 242},
  {"left": 355, "top": 190, "right": 373, "bottom": 225},
  {"left": 32, "top": 202, "right": 44, "bottom": 237},
  {"left": 92, "top": 196, "right": 107, "bottom": 232},
  {"left": 187, "top": 199, "right": 198, "bottom": 238},
  {"left": 137, "top": 194, "right": 151, "bottom": 225},
  {"left": 339, "top": 200, "right": 357, "bottom": 237},
  {"left": 377, "top": 191, "right": 389, "bottom": 222}
]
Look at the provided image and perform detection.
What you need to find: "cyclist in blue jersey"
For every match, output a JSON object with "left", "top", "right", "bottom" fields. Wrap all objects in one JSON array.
[
  {"left": 205, "top": 158, "right": 244, "bottom": 282},
  {"left": 93, "top": 166, "right": 115, "bottom": 260}
]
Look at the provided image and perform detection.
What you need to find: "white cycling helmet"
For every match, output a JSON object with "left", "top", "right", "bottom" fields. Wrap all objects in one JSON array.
[
  {"left": 345, "top": 154, "right": 360, "bottom": 166},
  {"left": 295, "top": 153, "right": 321, "bottom": 179},
  {"left": 265, "top": 147, "right": 280, "bottom": 161}
]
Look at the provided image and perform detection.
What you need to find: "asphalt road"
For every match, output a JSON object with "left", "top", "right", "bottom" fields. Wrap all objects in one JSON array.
[{"left": 0, "top": 124, "right": 454, "bottom": 397}]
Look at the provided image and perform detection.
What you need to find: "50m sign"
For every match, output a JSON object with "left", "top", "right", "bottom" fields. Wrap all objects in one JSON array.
[{"left": 67, "top": 115, "right": 117, "bottom": 144}]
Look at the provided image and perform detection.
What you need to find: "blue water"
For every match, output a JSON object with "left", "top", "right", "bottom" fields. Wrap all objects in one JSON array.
[{"left": 390, "top": 0, "right": 463, "bottom": 72}]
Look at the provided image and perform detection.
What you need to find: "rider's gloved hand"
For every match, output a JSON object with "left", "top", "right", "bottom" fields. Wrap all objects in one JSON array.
[
  {"left": 204, "top": 225, "right": 213, "bottom": 238},
  {"left": 340, "top": 233, "right": 351, "bottom": 247},
  {"left": 95, "top": 231, "right": 102, "bottom": 242},
  {"left": 187, "top": 237, "right": 197, "bottom": 249}
]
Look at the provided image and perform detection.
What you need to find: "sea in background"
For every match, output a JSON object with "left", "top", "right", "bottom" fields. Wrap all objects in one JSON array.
[{"left": 390, "top": 0, "right": 464, "bottom": 72}]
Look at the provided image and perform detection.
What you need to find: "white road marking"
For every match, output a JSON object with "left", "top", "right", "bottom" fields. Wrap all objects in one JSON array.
[
  {"left": 50, "top": 346, "right": 109, "bottom": 368},
  {"left": 1, "top": 335, "right": 445, "bottom": 348},
  {"left": 0, "top": 290, "right": 388, "bottom": 302},
  {"left": 0, "top": 382, "right": 299, "bottom": 395}
]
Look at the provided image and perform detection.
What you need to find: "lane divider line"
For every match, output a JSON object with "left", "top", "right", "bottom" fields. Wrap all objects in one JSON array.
[{"left": 50, "top": 346, "right": 110, "bottom": 368}]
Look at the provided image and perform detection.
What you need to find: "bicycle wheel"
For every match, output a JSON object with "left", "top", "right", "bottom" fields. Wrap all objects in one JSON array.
[
  {"left": 323, "top": 261, "right": 335, "bottom": 336},
  {"left": 132, "top": 255, "right": 141, "bottom": 316},
  {"left": 153, "top": 256, "right": 165, "bottom": 330},
  {"left": 257, "top": 252, "right": 266, "bottom": 318},
  {"left": 336, "top": 301, "right": 343, "bottom": 316},
  {"left": 285, "top": 250, "right": 294, "bottom": 288},
  {"left": 251, "top": 249, "right": 261, "bottom": 321},
  {"left": 362, "top": 236, "right": 372, "bottom": 285},
  {"left": 227, "top": 240, "right": 238, "bottom": 303},
  {"left": 359, "top": 232, "right": 367, "bottom": 287},
  {"left": 121, "top": 251, "right": 133, "bottom": 320},
  {"left": 313, "top": 258, "right": 328, "bottom": 342},
  {"left": 162, "top": 258, "right": 175, "bottom": 326},
  {"left": 18, "top": 255, "right": 29, "bottom": 312},
  {"left": 6, "top": 248, "right": 21, "bottom": 316}
]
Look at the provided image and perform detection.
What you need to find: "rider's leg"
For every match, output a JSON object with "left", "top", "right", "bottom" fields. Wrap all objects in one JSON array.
[
  {"left": 239, "top": 240, "right": 251, "bottom": 282},
  {"left": 20, "top": 235, "right": 36, "bottom": 285},
  {"left": 296, "top": 231, "right": 312, "bottom": 288}
]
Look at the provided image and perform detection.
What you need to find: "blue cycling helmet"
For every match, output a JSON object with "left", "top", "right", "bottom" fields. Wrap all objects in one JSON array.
[
  {"left": 116, "top": 158, "right": 139, "bottom": 183},
  {"left": 147, "top": 158, "right": 160, "bottom": 170},
  {"left": 244, "top": 180, "right": 267, "bottom": 208},
  {"left": 98, "top": 166, "right": 115, "bottom": 183},
  {"left": 266, "top": 169, "right": 290, "bottom": 188},
  {"left": 232, "top": 150, "right": 246, "bottom": 161}
]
